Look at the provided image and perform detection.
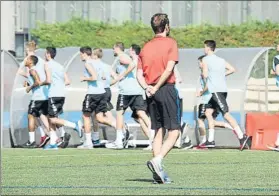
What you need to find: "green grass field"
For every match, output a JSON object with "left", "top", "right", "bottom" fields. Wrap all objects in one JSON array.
[{"left": 1, "top": 148, "right": 279, "bottom": 195}]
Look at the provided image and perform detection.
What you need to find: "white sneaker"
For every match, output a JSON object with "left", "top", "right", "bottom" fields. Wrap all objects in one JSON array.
[
  {"left": 143, "top": 145, "right": 152, "bottom": 151},
  {"left": 77, "top": 143, "right": 93, "bottom": 149},
  {"left": 105, "top": 141, "right": 124, "bottom": 149},
  {"left": 174, "top": 131, "right": 182, "bottom": 148}
]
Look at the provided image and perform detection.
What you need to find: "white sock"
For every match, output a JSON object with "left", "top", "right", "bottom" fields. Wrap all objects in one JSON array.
[
  {"left": 275, "top": 133, "right": 279, "bottom": 146},
  {"left": 37, "top": 126, "right": 46, "bottom": 137},
  {"left": 112, "top": 121, "right": 116, "bottom": 128},
  {"left": 92, "top": 132, "right": 99, "bottom": 141},
  {"left": 233, "top": 126, "right": 243, "bottom": 139},
  {"left": 185, "top": 135, "right": 190, "bottom": 143},
  {"left": 200, "top": 135, "right": 206, "bottom": 144},
  {"left": 85, "top": 133, "right": 92, "bottom": 145},
  {"left": 59, "top": 126, "right": 65, "bottom": 137},
  {"left": 116, "top": 129, "right": 124, "bottom": 143},
  {"left": 64, "top": 120, "right": 76, "bottom": 129},
  {"left": 149, "top": 129, "right": 155, "bottom": 142},
  {"left": 29, "top": 132, "right": 35, "bottom": 143},
  {"left": 49, "top": 130, "right": 58, "bottom": 145},
  {"left": 208, "top": 129, "right": 215, "bottom": 142},
  {"left": 153, "top": 155, "right": 163, "bottom": 164},
  {"left": 224, "top": 123, "right": 233, "bottom": 130}
]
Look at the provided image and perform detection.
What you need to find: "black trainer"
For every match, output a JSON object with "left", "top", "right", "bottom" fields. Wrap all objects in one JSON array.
[
  {"left": 123, "top": 123, "right": 131, "bottom": 148},
  {"left": 59, "top": 133, "right": 71, "bottom": 149},
  {"left": 181, "top": 140, "right": 193, "bottom": 150},
  {"left": 204, "top": 140, "right": 215, "bottom": 148},
  {"left": 239, "top": 134, "right": 250, "bottom": 151},
  {"left": 21, "top": 141, "right": 36, "bottom": 148}
]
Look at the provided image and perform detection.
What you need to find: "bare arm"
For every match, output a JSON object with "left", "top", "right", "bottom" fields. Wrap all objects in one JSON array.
[
  {"left": 64, "top": 72, "right": 70, "bottom": 86},
  {"left": 40, "top": 63, "right": 51, "bottom": 86},
  {"left": 200, "top": 77, "right": 208, "bottom": 95},
  {"left": 117, "top": 55, "right": 135, "bottom": 80},
  {"left": 81, "top": 63, "right": 97, "bottom": 82},
  {"left": 154, "top": 61, "right": 176, "bottom": 90},
  {"left": 137, "top": 69, "right": 149, "bottom": 90},
  {"left": 174, "top": 66, "right": 182, "bottom": 83},
  {"left": 202, "top": 61, "right": 208, "bottom": 79},
  {"left": 110, "top": 69, "right": 119, "bottom": 85},
  {"left": 26, "top": 69, "right": 41, "bottom": 93},
  {"left": 225, "top": 62, "right": 235, "bottom": 76}
]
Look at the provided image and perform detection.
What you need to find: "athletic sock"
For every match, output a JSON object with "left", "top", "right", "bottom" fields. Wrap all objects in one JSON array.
[
  {"left": 149, "top": 129, "right": 155, "bottom": 144},
  {"left": 37, "top": 126, "right": 46, "bottom": 137},
  {"left": 153, "top": 155, "right": 163, "bottom": 164},
  {"left": 29, "top": 132, "right": 35, "bottom": 143},
  {"left": 233, "top": 126, "right": 243, "bottom": 139},
  {"left": 224, "top": 123, "right": 233, "bottom": 130},
  {"left": 92, "top": 132, "right": 100, "bottom": 141},
  {"left": 85, "top": 133, "right": 92, "bottom": 145},
  {"left": 64, "top": 120, "right": 76, "bottom": 129},
  {"left": 49, "top": 131, "right": 58, "bottom": 145},
  {"left": 116, "top": 129, "right": 124, "bottom": 143},
  {"left": 59, "top": 126, "right": 65, "bottom": 137},
  {"left": 185, "top": 135, "right": 190, "bottom": 143},
  {"left": 200, "top": 135, "right": 206, "bottom": 144},
  {"left": 208, "top": 129, "right": 215, "bottom": 142}
]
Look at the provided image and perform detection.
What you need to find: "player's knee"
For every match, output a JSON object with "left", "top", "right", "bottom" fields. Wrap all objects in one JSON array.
[
  {"left": 205, "top": 110, "right": 213, "bottom": 117},
  {"left": 49, "top": 118, "right": 56, "bottom": 124}
]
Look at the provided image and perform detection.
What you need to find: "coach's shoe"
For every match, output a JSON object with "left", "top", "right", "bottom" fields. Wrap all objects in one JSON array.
[
  {"left": 77, "top": 143, "right": 93, "bottom": 149},
  {"left": 39, "top": 136, "right": 50, "bottom": 148},
  {"left": 267, "top": 145, "right": 279, "bottom": 152},
  {"left": 181, "top": 140, "right": 193, "bottom": 150},
  {"left": 21, "top": 141, "right": 37, "bottom": 148},
  {"left": 92, "top": 139, "right": 101, "bottom": 147},
  {"left": 204, "top": 140, "right": 215, "bottom": 148},
  {"left": 74, "top": 120, "right": 83, "bottom": 138},
  {"left": 147, "top": 158, "right": 165, "bottom": 184},
  {"left": 143, "top": 145, "right": 153, "bottom": 151},
  {"left": 43, "top": 144, "right": 58, "bottom": 150},
  {"left": 105, "top": 141, "right": 124, "bottom": 149},
  {"left": 239, "top": 134, "right": 250, "bottom": 151},
  {"left": 59, "top": 133, "right": 71, "bottom": 148}
]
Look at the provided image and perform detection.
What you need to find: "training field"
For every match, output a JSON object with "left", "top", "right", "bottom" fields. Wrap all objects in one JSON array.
[{"left": 1, "top": 148, "right": 279, "bottom": 195}]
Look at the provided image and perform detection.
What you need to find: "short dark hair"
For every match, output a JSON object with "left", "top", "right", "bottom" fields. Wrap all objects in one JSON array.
[
  {"left": 151, "top": 13, "right": 169, "bottom": 34},
  {"left": 198, "top": 55, "right": 206, "bottom": 61},
  {"left": 29, "top": 55, "right": 38, "bottom": 65},
  {"left": 204, "top": 40, "right": 216, "bottom": 51},
  {"left": 131, "top": 44, "right": 141, "bottom": 55},
  {"left": 80, "top": 46, "right": 92, "bottom": 56},
  {"left": 114, "top": 42, "right": 125, "bottom": 51},
  {"left": 46, "top": 47, "right": 56, "bottom": 59}
]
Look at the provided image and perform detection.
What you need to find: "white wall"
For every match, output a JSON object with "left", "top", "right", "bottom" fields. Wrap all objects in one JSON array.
[{"left": 1, "top": 1, "right": 15, "bottom": 51}]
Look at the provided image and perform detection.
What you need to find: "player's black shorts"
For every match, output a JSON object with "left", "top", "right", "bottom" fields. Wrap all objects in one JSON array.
[
  {"left": 131, "top": 99, "right": 148, "bottom": 119},
  {"left": 104, "top": 88, "right": 113, "bottom": 111},
  {"left": 147, "top": 84, "right": 181, "bottom": 131},
  {"left": 198, "top": 104, "right": 219, "bottom": 119},
  {"left": 82, "top": 93, "right": 107, "bottom": 114},
  {"left": 48, "top": 97, "right": 65, "bottom": 118},
  {"left": 116, "top": 94, "right": 147, "bottom": 114},
  {"left": 28, "top": 100, "right": 48, "bottom": 118},
  {"left": 207, "top": 92, "right": 228, "bottom": 115}
]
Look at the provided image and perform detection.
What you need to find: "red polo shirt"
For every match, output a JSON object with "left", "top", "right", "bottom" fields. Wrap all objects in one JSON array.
[{"left": 137, "top": 36, "right": 179, "bottom": 85}]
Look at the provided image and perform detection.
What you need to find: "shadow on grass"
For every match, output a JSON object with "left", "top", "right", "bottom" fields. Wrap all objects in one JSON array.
[{"left": 125, "top": 179, "right": 154, "bottom": 183}]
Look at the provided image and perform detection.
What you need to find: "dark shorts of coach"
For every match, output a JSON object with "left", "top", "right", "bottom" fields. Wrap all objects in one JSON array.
[
  {"left": 198, "top": 104, "right": 219, "bottom": 119},
  {"left": 207, "top": 92, "right": 228, "bottom": 116},
  {"left": 116, "top": 94, "right": 147, "bottom": 115},
  {"left": 104, "top": 88, "right": 113, "bottom": 111},
  {"left": 28, "top": 100, "right": 48, "bottom": 118},
  {"left": 147, "top": 84, "right": 181, "bottom": 131},
  {"left": 82, "top": 93, "right": 107, "bottom": 114},
  {"left": 48, "top": 97, "right": 65, "bottom": 118}
]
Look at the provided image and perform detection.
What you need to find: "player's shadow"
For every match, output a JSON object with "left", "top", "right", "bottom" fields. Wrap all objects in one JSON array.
[{"left": 126, "top": 179, "right": 154, "bottom": 183}]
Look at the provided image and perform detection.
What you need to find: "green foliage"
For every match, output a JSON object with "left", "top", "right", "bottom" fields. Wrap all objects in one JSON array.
[{"left": 31, "top": 17, "right": 279, "bottom": 49}]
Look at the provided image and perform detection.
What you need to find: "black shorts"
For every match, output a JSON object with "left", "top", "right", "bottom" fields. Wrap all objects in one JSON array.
[
  {"left": 28, "top": 100, "right": 48, "bottom": 117},
  {"left": 198, "top": 104, "right": 219, "bottom": 119},
  {"left": 147, "top": 84, "right": 181, "bottom": 131},
  {"left": 131, "top": 100, "right": 148, "bottom": 119},
  {"left": 116, "top": 94, "right": 147, "bottom": 113},
  {"left": 48, "top": 97, "right": 65, "bottom": 118},
  {"left": 104, "top": 88, "right": 113, "bottom": 111},
  {"left": 82, "top": 94, "right": 107, "bottom": 114},
  {"left": 207, "top": 92, "right": 228, "bottom": 115}
]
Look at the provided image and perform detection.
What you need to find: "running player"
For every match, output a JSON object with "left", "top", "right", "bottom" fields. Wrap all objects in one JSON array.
[
  {"left": 78, "top": 47, "right": 116, "bottom": 149},
  {"left": 137, "top": 13, "right": 180, "bottom": 184},
  {"left": 202, "top": 40, "right": 250, "bottom": 150},
  {"left": 268, "top": 42, "right": 279, "bottom": 152},
  {"left": 105, "top": 42, "right": 150, "bottom": 150},
  {"left": 18, "top": 41, "right": 50, "bottom": 148},
  {"left": 196, "top": 55, "right": 233, "bottom": 148},
  {"left": 43, "top": 47, "right": 81, "bottom": 150}
]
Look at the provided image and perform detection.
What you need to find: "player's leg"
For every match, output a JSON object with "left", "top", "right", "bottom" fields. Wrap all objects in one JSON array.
[
  {"left": 38, "top": 100, "right": 51, "bottom": 147},
  {"left": 267, "top": 133, "right": 279, "bottom": 151},
  {"left": 197, "top": 104, "right": 207, "bottom": 146}
]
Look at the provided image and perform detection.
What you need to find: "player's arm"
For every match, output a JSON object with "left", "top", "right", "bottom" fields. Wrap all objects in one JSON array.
[
  {"left": 26, "top": 69, "right": 41, "bottom": 93},
  {"left": 64, "top": 72, "right": 70, "bottom": 86},
  {"left": 136, "top": 55, "right": 149, "bottom": 90},
  {"left": 40, "top": 63, "right": 51, "bottom": 86},
  {"left": 117, "top": 55, "right": 135, "bottom": 81},
  {"left": 153, "top": 41, "right": 179, "bottom": 91},
  {"left": 200, "top": 77, "right": 209, "bottom": 95},
  {"left": 81, "top": 63, "right": 97, "bottom": 82},
  {"left": 174, "top": 66, "right": 182, "bottom": 83},
  {"left": 110, "top": 69, "right": 119, "bottom": 85},
  {"left": 225, "top": 62, "right": 235, "bottom": 76}
]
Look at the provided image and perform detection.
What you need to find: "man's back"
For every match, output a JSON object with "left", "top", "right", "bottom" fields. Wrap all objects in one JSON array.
[
  {"left": 47, "top": 59, "right": 65, "bottom": 98},
  {"left": 203, "top": 54, "right": 227, "bottom": 93}
]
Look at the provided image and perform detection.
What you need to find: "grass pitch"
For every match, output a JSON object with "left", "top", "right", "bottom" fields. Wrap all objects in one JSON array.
[{"left": 1, "top": 148, "right": 279, "bottom": 195}]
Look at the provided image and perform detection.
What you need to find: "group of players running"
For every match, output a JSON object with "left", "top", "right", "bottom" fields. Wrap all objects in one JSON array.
[{"left": 17, "top": 13, "right": 279, "bottom": 183}]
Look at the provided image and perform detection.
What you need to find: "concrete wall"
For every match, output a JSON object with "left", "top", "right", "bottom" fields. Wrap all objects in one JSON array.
[{"left": 1, "top": 1, "right": 15, "bottom": 51}]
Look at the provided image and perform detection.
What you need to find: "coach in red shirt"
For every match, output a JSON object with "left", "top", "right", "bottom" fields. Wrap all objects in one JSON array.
[{"left": 137, "top": 13, "right": 180, "bottom": 184}]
